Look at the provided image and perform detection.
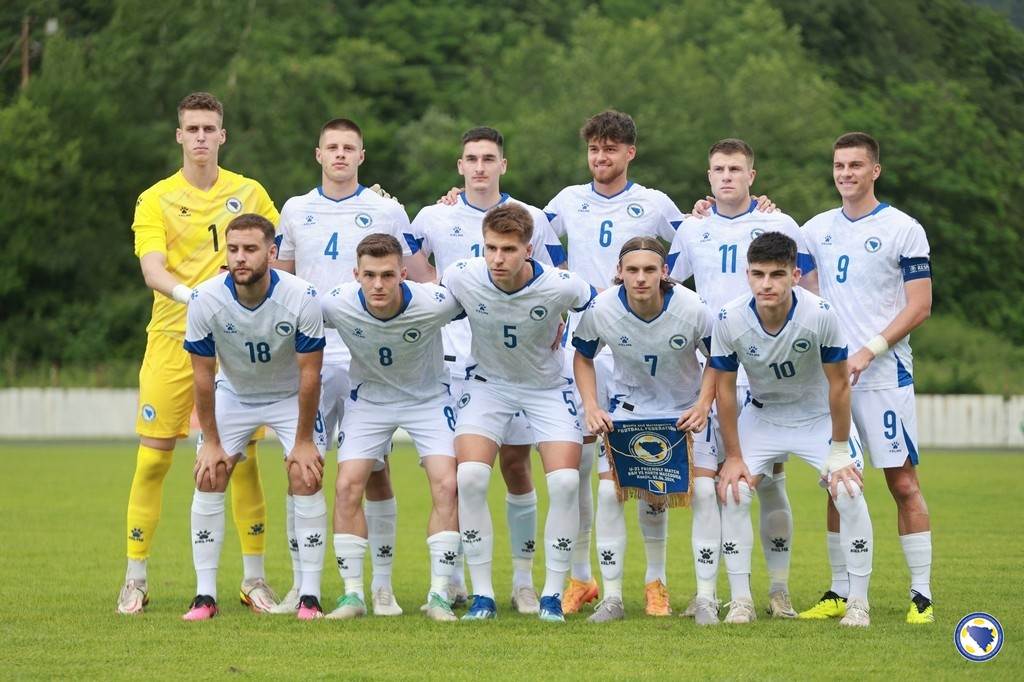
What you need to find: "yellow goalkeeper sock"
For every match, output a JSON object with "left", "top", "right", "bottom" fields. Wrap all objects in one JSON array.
[
  {"left": 126, "top": 444, "right": 173, "bottom": 560},
  {"left": 231, "top": 442, "right": 267, "bottom": 557}
]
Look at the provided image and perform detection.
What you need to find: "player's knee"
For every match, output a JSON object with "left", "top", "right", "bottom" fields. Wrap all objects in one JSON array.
[
  {"left": 723, "top": 481, "right": 753, "bottom": 511},
  {"left": 545, "top": 468, "right": 580, "bottom": 503},
  {"left": 431, "top": 472, "right": 458, "bottom": 505},
  {"left": 692, "top": 476, "right": 719, "bottom": 514},
  {"left": 288, "top": 468, "right": 319, "bottom": 496},
  {"left": 365, "top": 465, "right": 393, "bottom": 498},
  {"left": 333, "top": 473, "right": 365, "bottom": 511},
  {"left": 886, "top": 471, "right": 920, "bottom": 504},
  {"left": 457, "top": 461, "right": 492, "bottom": 499},
  {"left": 499, "top": 447, "right": 532, "bottom": 487},
  {"left": 832, "top": 483, "right": 862, "bottom": 513}
]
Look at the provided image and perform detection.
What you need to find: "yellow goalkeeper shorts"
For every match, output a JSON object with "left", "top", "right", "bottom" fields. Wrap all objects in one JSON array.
[{"left": 136, "top": 331, "right": 194, "bottom": 439}]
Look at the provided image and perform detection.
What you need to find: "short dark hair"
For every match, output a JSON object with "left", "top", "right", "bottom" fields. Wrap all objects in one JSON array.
[
  {"left": 834, "top": 132, "right": 879, "bottom": 164},
  {"left": 178, "top": 92, "right": 223, "bottom": 121},
  {"left": 225, "top": 214, "right": 275, "bottom": 243},
  {"left": 613, "top": 236, "right": 672, "bottom": 292},
  {"left": 482, "top": 203, "right": 533, "bottom": 244},
  {"left": 709, "top": 138, "right": 754, "bottom": 166},
  {"left": 461, "top": 126, "right": 503, "bottom": 150},
  {"left": 320, "top": 117, "right": 363, "bottom": 143},
  {"left": 356, "top": 233, "right": 404, "bottom": 261},
  {"left": 747, "top": 231, "right": 797, "bottom": 268},
  {"left": 580, "top": 110, "right": 637, "bottom": 145}
]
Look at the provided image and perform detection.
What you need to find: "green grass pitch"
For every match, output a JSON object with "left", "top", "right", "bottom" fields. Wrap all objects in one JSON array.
[{"left": 1, "top": 442, "right": 1021, "bottom": 680}]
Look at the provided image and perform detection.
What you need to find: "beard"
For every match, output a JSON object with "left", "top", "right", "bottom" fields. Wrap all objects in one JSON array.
[{"left": 230, "top": 262, "right": 268, "bottom": 286}]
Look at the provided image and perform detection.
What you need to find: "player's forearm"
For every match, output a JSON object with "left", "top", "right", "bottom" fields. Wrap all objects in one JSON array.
[
  {"left": 404, "top": 252, "right": 436, "bottom": 283},
  {"left": 696, "top": 365, "right": 717, "bottom": 412},
  {"left": 867, "top": 280, "right": 932, "bottom": 353},
  {"left": 800, "top": 269, "right": 820, "bottom": 296},
  {"left": 191, "top": 362, "right": 220, "bottom": 444},
  {"left": 139, "top": 252, "right": 191, "bottom": 302},
  {"left": 294, "top": 354, "right": 323, "bottom": 443},
  {"left": 716, "top": 373, "right": 741, "bottom": 459},
  {"left": 826, "top": 365, "right": 852, "bottom": 443},
  {"left": 572, "top": 352, "right": 600, "bottom": 413},
  {"left": 275, "top": 259, "right": 296, "bottom": 274}
]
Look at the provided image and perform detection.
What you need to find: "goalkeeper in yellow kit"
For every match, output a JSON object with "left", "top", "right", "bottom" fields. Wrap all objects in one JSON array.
[{"left": 117, "top": 92, "right": 279, "bottom": 614}]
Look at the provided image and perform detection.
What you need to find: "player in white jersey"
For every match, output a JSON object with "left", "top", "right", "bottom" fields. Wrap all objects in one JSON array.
[
  {"left": 318, "top": 234, "right": 462, "bottom": 622},
  {"left": 274, "top": 118, "right": 434, "bottom": 615},
  {"left": 442, "top": 204, "right": 595, "bottom": 622},
  {"left": 711, "top": 232, "right": 873, "bottom": 627},
  {"left": 182, "top": 214, "right": 329, "bottom": 621},
  {"left": 572, "top": 237, "right": 716, "bottom": 622},
  {"left": 669, "top": 139, "right": 819, "bottom": 621},
  {"left": 541, "top": 110, "right": 688, "bottom": 615},
  {"left": 801, "top": 132, "right": 934, "bottom": 624},
  {"left": 408, "top": 127, "right": 568, "bottom": 612}
]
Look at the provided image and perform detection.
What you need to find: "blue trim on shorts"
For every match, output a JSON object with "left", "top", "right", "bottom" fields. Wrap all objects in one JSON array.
[
  {"left": 901, "top": 419, "right": 919, "bottom": 465},
  {"left": 895, "top": 352, "right": 914, "bottom": 387}
]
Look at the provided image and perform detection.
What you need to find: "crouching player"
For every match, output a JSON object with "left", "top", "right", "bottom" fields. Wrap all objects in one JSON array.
[
  {"left": 442, "top": 203, "right": 596, "bottom": 622},
  {"left": 572, "top": 237, "right": 716, "bottom": 622},
  {"left": 712, "top": 232, "right": 873, "bottom": 627},
  {"left": 182, "top": 214, "right": 329, "bottom": 620},
  {"left": 319, "top": 234, "right": 462, "bottom": 622}
]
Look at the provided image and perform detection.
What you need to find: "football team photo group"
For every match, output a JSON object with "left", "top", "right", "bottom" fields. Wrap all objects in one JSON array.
[{"left": 116, "top": 91, "right": 936, "bottom": 630}]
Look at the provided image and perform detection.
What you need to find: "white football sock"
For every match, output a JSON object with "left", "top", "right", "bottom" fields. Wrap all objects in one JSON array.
[
  {"left": 757, "top": 473, "right": 792, "bottom": 593},
  {"left": 451, "top": 550, "right": 466, "bottom": 589},
  {"left": 720, "top": 480, "right": 753, "bottom": 601},
  {"left": 126, "top": 558, "right": 147, "bottom": 582},
  {"left": 427, "top": 531, "right": 461, "bottom": 596},
  {"left": 293, "top": 491, "right": 327, "bottom": 600},
  {"left": 833, "top": 485, "right": 873, "bottom": 602},
  {"left": 594, "top": 479, "right": 626, "bottom": 600},
  {"left": 900, "top": 531, "right": 932, "bottom": 600},
  {"left": 191, "top": 490, "right": 226, "bottom": 600},
  {"left": 827, "top": 531, "right": 849, "bottom": 598},
  {"left": 334, "top": 533, "right": 367, "bottom": 599},
  {"left": 506, "top": 490, "right": 537, "bottom": 589},
  {"left": 542, "top": 468, "right": 580, "bottom": 598},
  {"left": 571, "top": 442, "right": 596, "bottom": 582},
  {"left": 285, "top": 495, "right": 301, "bottom": 591},
  {"left": 365, "top": 497, "right": 397, "bottom": 593},
  {"left": 691, "top": 477, "right": 721, "bottom": 600},
  {"left": 242, "top": 554, "right": 264, "bottom": 582},
  {"left": 638, "top": 498, "right": 668, "bottom": 584},
  {"left": 457, "top": 462, "right": 495, "bottom": 599}
]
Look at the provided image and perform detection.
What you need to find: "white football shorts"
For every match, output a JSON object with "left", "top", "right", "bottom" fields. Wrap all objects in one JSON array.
[
  {"left": 338, "top": 391, "right": 456, "bottom": 464},
  {"left": 455, "top": 377, "right": 583, "bottom": 445},
  {"left": 737, "top": 408, "right": 864, "bottom": 479},
  {"left": 852, "top": 385, "right": 920, "bottom": 469}
]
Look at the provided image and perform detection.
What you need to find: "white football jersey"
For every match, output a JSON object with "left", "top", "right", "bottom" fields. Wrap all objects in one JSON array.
[
  {"left": 276, "top": 185, "right": 412, "bottom": 365},
  {"left": 543, "top": 181, "right": 683, "bottom": 289},
  {"left": 320, "top": 280, "right": 463, "bottom": 403},
  {"left": 709, "top": 286, "right": 847, "bottom": 427},
  {"left": 407, "top": 192, "right": 567, "bottom": 379},
  {"left": 572, "top": 284, "right": 713, "bottom": 413},
  {"left": 802, "top": 204, "right": 931, "bottom": 391},
  {"left": 442, "top": 258, "right": 595, "bottom": 389},
  {"left": 185, "top": 269, "right": 325, "bottom": 403}
]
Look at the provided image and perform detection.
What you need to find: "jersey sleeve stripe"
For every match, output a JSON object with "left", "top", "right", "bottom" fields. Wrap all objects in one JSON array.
[
  {"left": 295, "top": 332, "right": 326, "bottom": 353},
  {"left": 819, "top": 345, "right": 848, "bottom": 363},
  {"left": 709, "top": 353, "right": 739, "bottom": 371},
  {"left": 899, "top": 256, "right": 931, "bottom": 281},
  {"left": 571, "top": 336, "right": 599, "bottom": 359},
  {"left": 403, "top": 233, "right": 424, "bottom": 254},
  {"left": 572, "top": 285, "right": 598, "bottom": 312},
  {"left": 797, "top": 252, "right": 816, "bottom": 274},
  {"left": 666, "top": 252, "right": 679, "bottom": 273},
  {"left": 184, "top": 334, "right": 216, "bottom": 357},
  {"left": 546, "top": 243, "right": 567, "bottom": 267}
]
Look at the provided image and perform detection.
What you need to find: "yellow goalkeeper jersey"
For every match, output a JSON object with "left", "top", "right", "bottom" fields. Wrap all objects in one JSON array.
[{"left": 132, "top": 167, "right": 278, "bottom": 335}]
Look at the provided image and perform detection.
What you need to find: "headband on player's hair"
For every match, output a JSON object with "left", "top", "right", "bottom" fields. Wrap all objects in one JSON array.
[{"left": 618, "top": 245, "right": 665, "bottom": 261}]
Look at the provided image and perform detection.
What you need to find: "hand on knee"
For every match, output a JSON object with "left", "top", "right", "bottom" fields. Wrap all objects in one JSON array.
[{"left": 723, "top": 480, "right": 753, "bottom": 511}]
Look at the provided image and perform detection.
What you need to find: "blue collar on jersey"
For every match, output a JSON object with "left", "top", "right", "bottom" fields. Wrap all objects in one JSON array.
[
  {"left": 460, "top": 191, "right": 510, "bottom": 213},
  {"left": 488, "top": 258, "right": 543, "bottom": 295},
  {"left": 841, "top": 202, "right": 889, "bottom": 223},
  {"left": 358, "top": 281, "right": 413, "bottom": 321},
  {"left": 224, "top": 268, "right": 280, "bottom": 311},
  {"left": 589, "top": 180, "right": 634, "bottom": 199},
  {"left": 748, "top": 290, "right": 797, "bottom": 337},
  {"left": 317, "top": 184, "right": 366, "bottom": 203},
  {"left": 617, "top": 284, "right": 674, "bottom": 323},
  {"left": 712, "top": 198, "right": 758, "bottom": 220}
]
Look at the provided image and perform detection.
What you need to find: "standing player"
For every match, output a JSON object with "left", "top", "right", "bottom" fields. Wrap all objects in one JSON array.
[
  {"left": 801, "top": 133, "right": 934, "bottom": 624},
  {"left": 542, "top": 110, "right": 686, "bottom": 616},
  {"left": 182, "top": 214, "right": 328, "bottom": 620},
  {"left": 572, "top": 237, "right": 716, "bottom": 622},
  {"left": 408, "top": 126, "right": 567, "bottom": 612},
  {"left": 119, "top": 92, "right": 278, "bottom": 615},
  {"left": 320, "top": 234, "right": 462, "bottom": 622},
  {"left": 274, "top": 117, "right": 434, "bottom": 616},
  {"left": 442, "top": 204, "right": 595, "bottom": 622},
  {"left": 712, "top": 232, "right": 873, "bottom": 627},
  {"left": 668, "top": 139, "right": 818, "bottom": 621}
]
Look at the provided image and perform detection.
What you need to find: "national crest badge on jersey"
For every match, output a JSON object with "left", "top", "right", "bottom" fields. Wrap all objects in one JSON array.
[
  {"left": 792, "top": 338, "right": 811, "bottom": 353},
  {"left": 626, "top": 203, "right": 645, "bottom": 218},
  {"left": 403, "top": 328, "right": 422, "bottom": 343},
  {"left": 669, "top": 334, "right": 688, "bottom": 350},
  {"left": 225, "top": 197, "right": 242, "bottom": 214},
  {"left": 355, "top": 213, "right": 374, "bottom": 229},
  {"left": 140, "top": 404, "right": 157, "bottom": 422},
  {"left": 750, "top": 228, "right": 765, "bottom": 239},
  {"left": 604, "top": 419, "right": 693, "bottom": 507},
  {"left": 275, "top": 322, "right": 294, "bottom": 336},
  {"left": 530, "top": 306, "right": 548, "bottom": 321},
  {"left": 865, "top": 236, "right": 882, "bottom": 252}
]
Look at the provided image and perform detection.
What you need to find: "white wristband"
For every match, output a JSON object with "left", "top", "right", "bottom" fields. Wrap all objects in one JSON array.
[
  {"left": 171, "top": 284, "right": 193, "bottom": 304},
  {"left": 824, "top": 440, "right": 851, "bottom": 474},
  {"left": 865, "top": 334, "right": 889, "bottom": 358}
]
